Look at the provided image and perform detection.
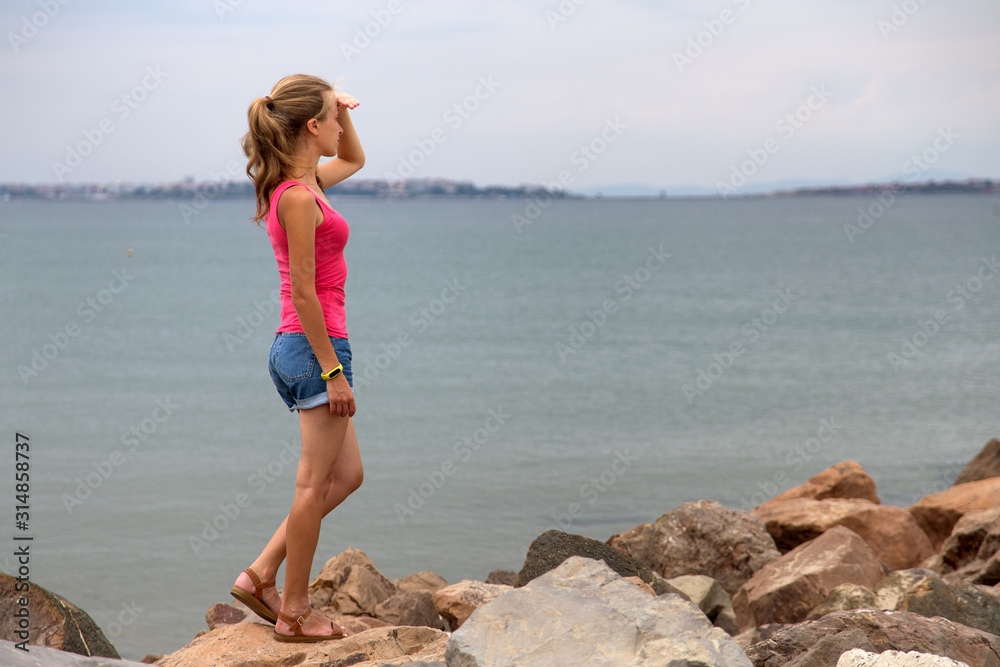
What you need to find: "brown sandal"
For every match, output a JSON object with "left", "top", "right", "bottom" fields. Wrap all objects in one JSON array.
[
  {"left": 230, "top": 567, "right": 278, "bottom": 624},
  {"left": 273, "top": 607, "right": 345, "bottom": 643}
]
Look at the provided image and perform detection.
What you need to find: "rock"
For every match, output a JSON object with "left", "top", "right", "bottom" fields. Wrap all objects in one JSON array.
[
  {"left": 376, "top": 663, "right": 445, "bottom": 667},
  {"left": 0, "top": 639, "right": 147, "bottom": 666},
  {"left": 624, "top": 576, "right": 657, "bottom": 596},
  {"left": 896, "top": 573, "right": 1000, "bottom": 636},
  {"left": 308, "top": 546, "right": 398, "bottom": 616},
  {"left": 393, "top": 571, "right": 449, "bottom": 595},
  {"left": 446, "top": 555, "right": 751, "bottom": 667},
  {"left": 204, "top": 602, "right": 247, "bottom": 630},
  {"left": 606, "top": 500, "right": 781, "bottom": 595},
  {"left": 807, "top": 583, "right": 877, "bottom": 619},
  {"left": 430, "top": 580, "right": 509, "bottom": 630},
  {"left": 760, "top": 460, "right": 881, "bottom": 509},
  {"left": 0, "top": 574, "right": 119, "bottom": 659},
  {"left": 374, "top": 590, "right": 444, "bottom": 630},
  {"left": 733, "top": 624, "right": 790, "bottom": 651},
  {"left": 937, "top": 507, "right": 1000, "bottom": 573},
  {"left": 140, "top": 656, "right": 163, "bottom": 664},
  {"left": 909, "top": 477, "right": 1000, "bottom": 550},
  {"left": 336, "top": 614, "right": 392, "bottom": 634},
  {"left": 838, "top": 648, "right": 971, "bottom": 666},
  {"left": 872, "top": 569, "right": 938, "bottom": 611},
  {"left": 753, "top": 497, "right": 934, "bottom": 570},
  {"left": 484, "top": 569, "right": 516, "bottom": 586},
  {"left": 516, "top": 529, "right": 682, "bottom": 596},
  {"left": 954, "top": 438, "right": 1000, "bottom": 485},
  {"left": 732, "top": 525, "right": 886, "bottom": 631},
  {"left": 666, "top": 574, "right": 736, "bottom": 634},
  {"left": 155, "top": 622, "right": 447, "bottom": 667},
  {"left": 744, "top": 609, "right": 1000, "bottom": 667}
]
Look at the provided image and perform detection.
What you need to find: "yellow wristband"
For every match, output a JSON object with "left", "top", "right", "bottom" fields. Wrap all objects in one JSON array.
[{"left": 321, "top": 364, "right": 343, "bottom": 381}]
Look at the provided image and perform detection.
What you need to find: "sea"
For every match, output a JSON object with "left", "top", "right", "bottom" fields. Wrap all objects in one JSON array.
[{"left": 0, "top": 194, "right": 998, "bottom": 659}]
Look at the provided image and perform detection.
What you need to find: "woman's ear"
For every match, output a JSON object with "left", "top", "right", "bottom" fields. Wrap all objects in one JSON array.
[{"left": 305, "top": 118, "right": 319, "bottom": 136}]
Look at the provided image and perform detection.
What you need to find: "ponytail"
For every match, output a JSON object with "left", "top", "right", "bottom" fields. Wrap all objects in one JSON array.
[{"left": 242, "top": 74, "right": 335, "bottom": 224}]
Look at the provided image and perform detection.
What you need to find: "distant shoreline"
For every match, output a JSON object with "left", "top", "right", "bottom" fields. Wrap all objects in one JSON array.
[{"left": 1, "top": 177, "right": 997, "bottom": 202}]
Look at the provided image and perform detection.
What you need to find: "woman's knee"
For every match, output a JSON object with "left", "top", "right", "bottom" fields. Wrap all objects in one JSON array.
[{"left": 337, "top": 463, "right": 364, "bottom": 494}]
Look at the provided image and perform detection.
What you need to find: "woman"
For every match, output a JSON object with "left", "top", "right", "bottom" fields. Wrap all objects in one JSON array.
[{"left": 230, "top": 74, "right": 365, "bottom": 643}]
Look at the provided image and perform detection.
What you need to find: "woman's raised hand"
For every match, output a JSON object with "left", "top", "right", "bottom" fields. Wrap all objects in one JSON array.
[{"left": 335, "top": 91, "right": 359, "bottom": 110}]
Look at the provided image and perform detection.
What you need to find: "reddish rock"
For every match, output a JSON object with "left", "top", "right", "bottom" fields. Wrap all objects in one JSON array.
[
  {"left": 759, "top": 460, "right": 880, "bottom": 510},
  {"left": 308, "top": 546, "right": 397, "bottom": 616},
  {"left": 732, "top": 525, "right": 886, "bottom": 631},
  {"left": 154, "top": 621, "right": 447, "bottom": 667},
  {"left": 607, "top": 500, "right": 781, "bottom": 596},
  {"left": 485, "top": 569, "right": 517, "bottom": 586},
  {"left": 374, "top": 590, "right": 444, "bottom": 630},
  {"left": 937, "top": 506, "right": 1000, "bottom": 573},
  {"left": 393, "top": 571, "right": 449, "bottom": 595},
  {"left": 753, "top": 497, "right": 934, "bottom": 570},
  {"left": 954, "top": 438, "right": 1000, "bottom": 485},
  {"left": 909, "top": 477, "right": 1000, "bottom": 550},
  {"left": 204, "top": 602, "right": 247, "bottom": 630},
  {"left": 431, "top": 580, "right": 510, "bottom": 630}
]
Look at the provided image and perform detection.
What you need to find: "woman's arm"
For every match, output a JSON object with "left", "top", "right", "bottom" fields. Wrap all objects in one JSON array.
[
  {"left": 318, "top": 93, "right": 364, "bottom": 188},
  {"left": 280, "top": 186, "right": 356, "bottom": 417}
]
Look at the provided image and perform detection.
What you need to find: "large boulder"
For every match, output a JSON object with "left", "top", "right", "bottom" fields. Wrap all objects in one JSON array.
[
  {"left": 732, "top": 525, "right": 886, "bottom": 631},
  {"left": 837, "top": 649, "right": 971, "bottom": 666},
  {"left": 446, "top": 555, "right": 751, "bottom": 667},
  {"left": 896, "top": 574, "right": 1000, "bottom": 636},
  {"left": 760, "top": 460, "right": 880, "bottom": 509},
  {"left": 745, "top": 609, "right": 1000, "bottom": 667},
  {"left": 308, "top": 546, "right": 398, "bottom": 616},
  {"left": 516, "top": 530, "right": 681, "bottom": 596},
  {"left": 430, "top": 581, "right": 509, "bottom": 630},
  {"left": 0, "top": 639, "right": 146, "bottom": 666},
  {"left": 753, "top": 497, "right": 934, "bottom": 569},
  {"left": 393, "top": 571, "right": 449, "bottom": 595},
  {"left": 0, "top": 574, "right": 119, "bottom": 659},
  {"left": 909, "top": 478, "right": 1000, "bottom": 550},
  {"left": 154, "top": 622, "right": 447, "bottom": 667},
  {"left": 936, "top": 507, "right": 1000, "bottom": 573},
  {"left": 374, "top": 590, "right": 444, "bottom": 630},
  {"left": 606, "top": 500, "right": 781, "bottom": 595},
  {"left": 954, "top": 438, "right": 1000, "bottom": 485}
]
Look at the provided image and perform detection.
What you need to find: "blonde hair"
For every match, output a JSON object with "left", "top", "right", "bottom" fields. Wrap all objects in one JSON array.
[{"left": 242, "top": 74, "right": 335, "bottom": 224}]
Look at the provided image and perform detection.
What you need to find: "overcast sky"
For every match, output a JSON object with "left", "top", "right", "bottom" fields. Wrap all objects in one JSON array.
[{"left": 2, "top": 0, "right": 998, "bottom": 194}]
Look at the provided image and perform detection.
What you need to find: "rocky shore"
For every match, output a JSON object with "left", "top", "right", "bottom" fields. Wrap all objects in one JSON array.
[{"left": 3, "top": 437, "right": 1000, "bottom": 666}]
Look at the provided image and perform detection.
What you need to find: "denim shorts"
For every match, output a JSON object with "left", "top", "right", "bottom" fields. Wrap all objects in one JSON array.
[{"left": 268, "top": 332, "right": 353, "bottom": 411}]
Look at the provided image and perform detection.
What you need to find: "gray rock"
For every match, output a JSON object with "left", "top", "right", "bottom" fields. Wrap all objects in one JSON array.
[
  {"left": 837, "top": 649, "right": 971, "bottom": 666},
  {"left": 744, "top": 609, "right": 1000, "bottom": 667},
  {"left": 0, "top": 639, "right": 146, "bottom": 666},
  {"left": 448, "top": 555, "right": 750, "bottom": 667},
  {"left": 514, "top": 530, "right": 682, "bottom": 597},
  {"left": 607, "top": 499, "right": 781, "bottom": 595},
  {"left": 667, "top": 574, "right": 739, "bottom": 634},
  {"left": 897, "top": 574, "right": 1000, "bottom": 636}
]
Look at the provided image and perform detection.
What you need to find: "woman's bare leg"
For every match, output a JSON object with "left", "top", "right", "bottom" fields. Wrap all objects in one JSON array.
[{"left": 234, "top": 415, "right": 363, "bottom": 633}]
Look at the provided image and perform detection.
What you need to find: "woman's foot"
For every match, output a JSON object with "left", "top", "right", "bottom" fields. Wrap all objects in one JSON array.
[
  {"left": 231, "top": 567, "right": 282, "bottom": 624},
  {"left": 273, "top": 606, "right": 346, "bottom": 642}
]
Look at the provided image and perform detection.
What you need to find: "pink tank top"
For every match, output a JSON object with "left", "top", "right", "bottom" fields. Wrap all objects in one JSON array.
[{"left": 265, "top": 181, "right": 349, "bottom": 338}]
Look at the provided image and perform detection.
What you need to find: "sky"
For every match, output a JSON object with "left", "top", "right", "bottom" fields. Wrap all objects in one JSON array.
[{"left": 1, "top": 0, "right": 998, "bottom": 195}]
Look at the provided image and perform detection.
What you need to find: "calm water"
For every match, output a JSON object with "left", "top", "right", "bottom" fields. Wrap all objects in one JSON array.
[{"left": 1, "top": 195, "right": 998, "bottom": 658}]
